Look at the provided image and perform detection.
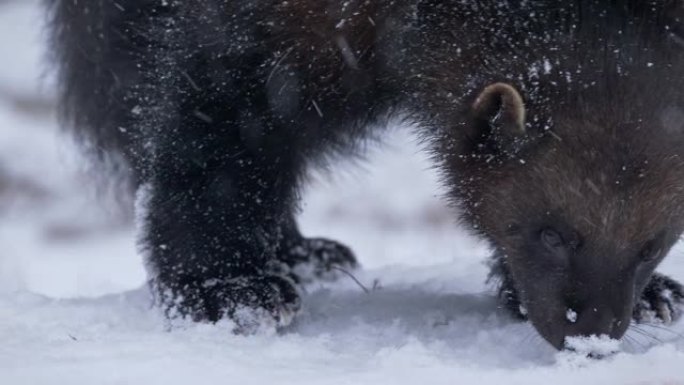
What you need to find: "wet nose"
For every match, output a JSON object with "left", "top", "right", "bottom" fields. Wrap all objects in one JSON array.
[{"left": 565, "top": 306, "right": 623, "bottom": 340}]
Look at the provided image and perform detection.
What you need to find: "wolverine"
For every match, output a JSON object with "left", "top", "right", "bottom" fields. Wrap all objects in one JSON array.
[{"left": 46, "top": 0, "right": 684, "bottom": 349}]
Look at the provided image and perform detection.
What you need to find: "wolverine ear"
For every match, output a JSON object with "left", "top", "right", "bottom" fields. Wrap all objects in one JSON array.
[
  {"left": 467, "top": 83, "right": 527, "bottom": 158},
  {"left": 472, "top": 83, "right": 526, "bottom": 136}
]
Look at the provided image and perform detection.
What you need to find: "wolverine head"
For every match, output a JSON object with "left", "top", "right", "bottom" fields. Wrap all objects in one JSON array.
[{"left": 447, "top": 80, "right": 684, "bottom": 349}]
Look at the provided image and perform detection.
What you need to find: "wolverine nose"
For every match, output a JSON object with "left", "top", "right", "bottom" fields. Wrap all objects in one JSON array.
[{"left": 564, "top": 306, "right": 624, "bottom": 340}]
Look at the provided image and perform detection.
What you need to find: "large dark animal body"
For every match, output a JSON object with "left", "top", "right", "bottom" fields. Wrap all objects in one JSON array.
[{"left": 48, "top": 0, "right": 684, "bottom": 348}]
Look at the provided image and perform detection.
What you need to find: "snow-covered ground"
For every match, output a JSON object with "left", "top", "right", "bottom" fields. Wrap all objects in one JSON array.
[{"left": 1, "top": 1, "right": 683, "bottom": 384}]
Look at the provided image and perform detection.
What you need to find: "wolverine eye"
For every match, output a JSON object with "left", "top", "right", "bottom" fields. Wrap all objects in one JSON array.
[
  {"left": 541, "top": 228, "right": 564, "bottom": 249},
  {"left": 640, "top": 241, "right": 662, "bottom": 263}
]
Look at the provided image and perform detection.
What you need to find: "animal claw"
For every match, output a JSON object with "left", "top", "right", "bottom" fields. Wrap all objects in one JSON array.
[{"left": 633, "top": 272, "right": 684, "bottom": 324}]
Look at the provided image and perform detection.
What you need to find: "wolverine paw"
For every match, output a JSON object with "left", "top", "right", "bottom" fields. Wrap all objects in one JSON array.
[
  {"left": 279, "top": 237, "right": 359, "bottom": 284},
  {"left": 498, "top": 284, "right": 528, "bottom": 320},
  {"left": 226, "top": 275, "right": 302, "bottom": 334},
  {"left": 633, "top": 272, "right": 684, "bottom": 324},
  {"left": 488, "top": 252, "right": 527, "bottom": 320},
  {"left": 156, "top": 274, "right": 301, "bottom": 333}
]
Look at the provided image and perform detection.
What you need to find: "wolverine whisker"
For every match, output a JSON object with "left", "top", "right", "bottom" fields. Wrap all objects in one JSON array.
[
  {"left": 637, "top": 323, "right": 684, "bottom": 340},
  {"left": 628, "top": 326, "right": 665, "bottom": 344}
]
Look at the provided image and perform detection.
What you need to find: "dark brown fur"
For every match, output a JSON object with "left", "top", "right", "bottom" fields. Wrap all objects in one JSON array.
[{"left": 47, "top": 0, "right": 684, "bottom": 349}]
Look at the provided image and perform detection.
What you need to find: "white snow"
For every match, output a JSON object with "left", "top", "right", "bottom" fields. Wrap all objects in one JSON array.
[
  {"left": 563, "top": 335, "right": 621, "bottom": 358},
  {"left": 1, "top": 1, "right": 684, "bottom": 384}
]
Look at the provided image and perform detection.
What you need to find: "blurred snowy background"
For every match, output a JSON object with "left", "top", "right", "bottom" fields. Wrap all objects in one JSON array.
[{"left": 0, "top": 1, "right": 683, "bottom": 384}]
